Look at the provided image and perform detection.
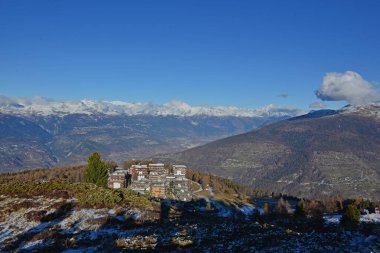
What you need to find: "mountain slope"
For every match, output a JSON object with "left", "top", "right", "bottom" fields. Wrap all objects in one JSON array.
[{"left": 160, "top": 104, "right": 380, "bottom": 200}]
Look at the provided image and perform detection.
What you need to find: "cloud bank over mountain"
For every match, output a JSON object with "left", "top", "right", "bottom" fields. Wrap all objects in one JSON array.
[
  {"left": 315, "top": 71, "right": 380, "bottom": 105},
  {"left": 0, "top": 95, "right": 304, "bottom": 118}
]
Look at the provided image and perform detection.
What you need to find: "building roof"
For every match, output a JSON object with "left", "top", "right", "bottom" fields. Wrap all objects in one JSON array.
[
  {"left": 149, "top": 163, "right": 165, "bottom": 167},
  {"left": 131, "top": 164, "right": 148, "bottom": 169},
  {"left": 111, "top": 170, "right": 129, "bottom": 175},
  {"left": 173, "top": 165, "right": 187, "bottom": 169},
  {"left": 151, "top": 181, "right": 165, "bottom": 186}
]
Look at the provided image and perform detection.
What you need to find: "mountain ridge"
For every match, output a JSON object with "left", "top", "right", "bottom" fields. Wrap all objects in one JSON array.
[
  {"left": 0, "top": 95, "right": 304, "bottom": 117},
  {"left": 158, "top": 104, "right": 380, "bottom": 200}
]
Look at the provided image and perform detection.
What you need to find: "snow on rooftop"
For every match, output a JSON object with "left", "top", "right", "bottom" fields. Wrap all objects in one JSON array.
[{"left": 173, "top": 165, "right": 187, "bottom": 168}]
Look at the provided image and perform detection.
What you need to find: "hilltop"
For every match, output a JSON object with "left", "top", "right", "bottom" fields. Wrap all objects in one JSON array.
[{"left": 1, "top": 165, "right": 380, "bottom": 252}]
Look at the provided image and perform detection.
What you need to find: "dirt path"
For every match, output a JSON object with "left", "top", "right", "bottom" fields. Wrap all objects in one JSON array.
[{"left": 191, "top": 181, "right": 203, "bottom": 194}]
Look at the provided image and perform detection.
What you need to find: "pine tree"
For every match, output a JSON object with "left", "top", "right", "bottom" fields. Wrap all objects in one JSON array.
[
  {"left": 340, "top": 204, "right": 360, "bottom": 227},
  {"left": 84, "top": 152, "right": 108, "bottom": 187},
  {"left": 294, "top": 199, "right": 306, "bottom": 217}
]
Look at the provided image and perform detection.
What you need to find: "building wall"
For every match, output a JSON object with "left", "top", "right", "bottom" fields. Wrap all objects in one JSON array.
[
  {"left": 121, "top": 163, "right": 191, "bottom": 201},
  {"left": 113, "top": 182, "right": 121, "bottom": 188},
  {"left": 151, "top": 186, "right": 162, "bottom": 197},
  {"left": 130, "top": 168, "right": 149, "bottom": 181},
  {"left": 108, "top": 174, "right": 128, "bottom": 188},
  {"left": 173, "top": 168, "right": 186, "bottom": 176}
]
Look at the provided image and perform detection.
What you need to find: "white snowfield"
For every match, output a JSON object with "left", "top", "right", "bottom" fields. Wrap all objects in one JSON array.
[
  {"left": 324, "top": 213, "right": 380, "bottom": 224},
  {"left": 0, "top": 95, "right": 304, "bottom": 117}
]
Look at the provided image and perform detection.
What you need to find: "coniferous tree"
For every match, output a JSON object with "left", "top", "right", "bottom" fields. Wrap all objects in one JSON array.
[
  {"left": 341, "top": 204, "right": 361, "bottom": 227},
  {"left": 84, "top": 152, "right": 108, "bottom": 187},
  {"left": 294, "top": 199, "right": 306, "bottom": 217}
]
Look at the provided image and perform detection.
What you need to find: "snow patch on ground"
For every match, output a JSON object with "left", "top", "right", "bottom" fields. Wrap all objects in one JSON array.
[
  {"left": 19, "top": 239, "right": 44, "bottom": 250},
  {"left": 324, "top": 213, "right": 380, "bottom": 224},
  {"left": 0, "top": 196, "right": 147, "bottom": 251},
  {"left": 239, "top": 205, "right": 255, "bottom": 216},
  {"left": 211, "top": 201, "right": 232, "bottom": 218},
  {"left": 0, "top": 196, "right": 63, "bottom": 243}
]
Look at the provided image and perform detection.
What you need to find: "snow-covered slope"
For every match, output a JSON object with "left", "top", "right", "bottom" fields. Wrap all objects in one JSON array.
[
  {"left": 0, "top": 95, "right": 304, "bottom": 117},
  {"left": 339, "top": 103, "right": 380, "bottom": 119}
]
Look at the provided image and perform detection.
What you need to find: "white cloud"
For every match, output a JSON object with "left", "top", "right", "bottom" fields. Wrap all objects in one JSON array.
[
  {"left": 315, "top": 71, "right": 380, "bottom": 105},
  {"left": 309, "top": 101, "right": 326, "bottom": 109}
]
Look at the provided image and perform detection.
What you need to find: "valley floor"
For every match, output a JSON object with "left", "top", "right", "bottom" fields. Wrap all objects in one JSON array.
[{"left": 1, "top": 195, "right": 380, "bottom": 252}]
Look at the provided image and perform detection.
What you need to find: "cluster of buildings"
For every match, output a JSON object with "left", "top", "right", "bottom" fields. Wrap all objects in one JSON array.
[{"left": 107, "top": 163, "right": 192, "bottom": 201}]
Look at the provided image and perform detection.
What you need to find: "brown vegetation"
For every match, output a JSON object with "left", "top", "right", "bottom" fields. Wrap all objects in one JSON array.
[
  {"left": 298, "top": 195, "right": 380, "bottom": 216},
  {"left": 186, "top": 169, "right": 268, "bottom": 199},
  {"left": 0, "top": 165, "right": 87, "bottom": 183}
]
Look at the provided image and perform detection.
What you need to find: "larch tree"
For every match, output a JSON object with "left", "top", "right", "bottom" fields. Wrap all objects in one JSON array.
[{"left": 84, "top": 152, "right": 108, "bottom": 187}]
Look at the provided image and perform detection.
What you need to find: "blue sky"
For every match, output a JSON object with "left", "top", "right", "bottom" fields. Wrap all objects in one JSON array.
[{"left": 0, "top": 0, "right": 379, "bottom": 109}]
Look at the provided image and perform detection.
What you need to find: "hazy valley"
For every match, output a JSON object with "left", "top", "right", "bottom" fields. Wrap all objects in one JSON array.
[{"left": 0, "top": 96, "right": 300, "bottom": 172}]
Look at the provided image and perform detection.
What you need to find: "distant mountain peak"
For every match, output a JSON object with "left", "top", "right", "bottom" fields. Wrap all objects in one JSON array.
[
  {"left": 288, "top": 103, "right": 380, "bottom": 121},
  {"left": 339, "top": 103, "right": 380, "bottom": 112},
  {"left": 338, "top": 103, "right": 380, "bottom": 119},
  {"left": 0, "top": 95, "right": 304, "bottom": 118}
]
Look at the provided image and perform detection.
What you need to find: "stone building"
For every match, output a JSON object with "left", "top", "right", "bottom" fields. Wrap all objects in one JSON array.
[
  {"left": 148, "top": 163, "right": 168, "bottom": 175},
  {"left": 173, "top": 165, "right": 187, "bottom": 178},
  {"left": 108, "top": 169, "right": 129, "bottom": 189},
  {"left": 129, "top": 165, "right": 149, "bottom": 181}
]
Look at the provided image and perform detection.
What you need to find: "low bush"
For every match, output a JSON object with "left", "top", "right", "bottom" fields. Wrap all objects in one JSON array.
[{"left": 0, "top": 179, "right": 152, "bottom": 209}]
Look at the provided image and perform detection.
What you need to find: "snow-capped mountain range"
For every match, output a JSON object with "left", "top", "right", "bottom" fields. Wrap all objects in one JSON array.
[{"left": 0, "top": 95, "right": 304, "bottom": 118}]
